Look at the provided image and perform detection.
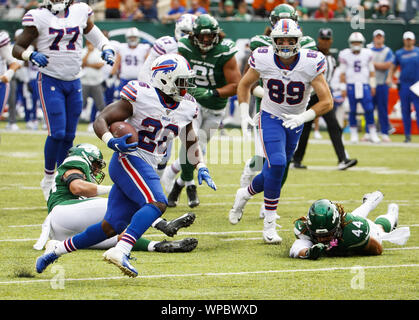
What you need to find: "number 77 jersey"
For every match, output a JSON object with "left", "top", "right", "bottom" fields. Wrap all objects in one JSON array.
[
  {"left": 249, "top": 46, "right": 326, "bottom": 119},
  {"left": 22, "top": 3, "right": 93, "bottom": 81}
]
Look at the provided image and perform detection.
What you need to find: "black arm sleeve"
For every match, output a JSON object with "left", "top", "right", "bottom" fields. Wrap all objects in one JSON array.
[{"left": 62, "top": 173, "right": 86, "bottom": 187}]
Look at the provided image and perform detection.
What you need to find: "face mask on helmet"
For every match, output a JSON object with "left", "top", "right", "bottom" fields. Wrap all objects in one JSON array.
[
  {"left": 350, "top": 41, "right": 363, "bottom": 52},
  {"left": 272, "top": 36, "right": 300, "bottom": 58},
  {"left": 127, "top": 36, "right": 139, "bottom": 47},
  {"left": 44, "top": 0, "right": 72, "bottom": 14},
  {"left": 271, "top": 19, "right": 302, "bottom": 58},
  {"left": 69, "top": 144, "right": 106, "bottom": 184},
  {"left": 194, "top": 31, "right": 219, "bottom": 52}
]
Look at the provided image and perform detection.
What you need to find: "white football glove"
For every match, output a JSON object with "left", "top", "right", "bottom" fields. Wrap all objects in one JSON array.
[
  {"left": 240, "top": 102, "right": 255, "bottom": 134},
  {"left": 282, "top": 109, "right": 316, "bottom": 130}
]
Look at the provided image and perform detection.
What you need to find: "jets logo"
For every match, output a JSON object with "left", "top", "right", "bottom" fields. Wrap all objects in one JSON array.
[{"left": 151, "top": 59, "right": 178, "bottom": 77}]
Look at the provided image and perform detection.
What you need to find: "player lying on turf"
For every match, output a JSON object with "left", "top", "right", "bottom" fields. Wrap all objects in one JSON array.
[
  {"left": 290, "top": 191, "right": 411, "bottom": 260},
  {"left": 36, "top": 54, "right": 216, "bottom": 278},
  {"left": 33, "top": 143, "right": 198, "bottom": 254}
]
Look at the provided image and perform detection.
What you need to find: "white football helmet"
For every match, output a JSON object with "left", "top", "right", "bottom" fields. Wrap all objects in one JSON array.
[
  {"left": 43, "top": 0, "right": 73, "bottom": 14},
  {"left": 125, "top": 27, "right": 141, "bottom": 47},
  {"left": 348, "top": 32, "right": 365, "bottom": 52},
  {"left": 175, "top": 14, "right": 197, "bottom": 41},
  {"left": 150, "top": 54, "right": 195, "bottom": 102},
  {"left": 270, "top": 18, "right": 302, "bottom": 58}
]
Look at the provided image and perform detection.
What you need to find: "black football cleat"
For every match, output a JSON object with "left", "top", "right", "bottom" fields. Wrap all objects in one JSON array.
[
  {"left": 154, "top": 238, "right": 198, "bottom": 253},
  {"left": 338, "top": 158, "right": 358, "bottom": 170},
  {"left": 186, "top": 185, "right": 200, "bottom": 208},
  {"left": 154, "top": 212, "right": 196, "bottom": 237},
  {"left": 292, "top": 161, "right": 307, "bottom": 169},
  {"left": 167, "top": 181, "right": 184, "bottom": 207}
]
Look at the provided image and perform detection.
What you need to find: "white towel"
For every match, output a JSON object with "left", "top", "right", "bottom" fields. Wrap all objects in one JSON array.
[{"left": 33, "top": 215, "right": 51, "bottom": 250}]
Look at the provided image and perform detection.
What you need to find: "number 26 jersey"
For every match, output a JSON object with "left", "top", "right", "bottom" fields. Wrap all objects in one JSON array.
[
  {"left": 249, "top": 46, "right": 326, "bottom": 120},
  {"left": 22, "top": 3, "right": 93, "bottom": 81}
]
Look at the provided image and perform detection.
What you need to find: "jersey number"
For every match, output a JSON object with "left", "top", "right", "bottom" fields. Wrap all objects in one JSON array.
[
  {"left": 267, "top": 79, "right": 305, "bottom": 105},
  {"left": 49, "top": 27, "right": 80, "bottom": 51},
  {"left": 351, "top": 221, "right": 364, "bottom": 237},
  {"left": 138, "top": 117, "right": 178, "bottom": 154},
  {"left": 125, "top": 55, "right": 139, "bottom": 66},
  {"left": 354, "top": 60, "right": 361, "bottom": 72},
  {"left": 193, "top": 65, "right": 216, "bottom": 87}
]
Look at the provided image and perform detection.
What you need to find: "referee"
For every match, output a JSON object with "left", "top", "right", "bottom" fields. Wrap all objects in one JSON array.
[{"left": 292, "top": 28, "right": 357, "bottom": 170}]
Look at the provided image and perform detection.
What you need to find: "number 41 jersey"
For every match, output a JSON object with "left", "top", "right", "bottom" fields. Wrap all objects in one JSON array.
[
  {"left": 121, "top": 81, "right": 198, "bottom": 168},
  {"left": 22, "top": 3, "right": 93, "bottom": 81},
  {"left": 249, "top": 46, "right": 326, "bottom": 120}
]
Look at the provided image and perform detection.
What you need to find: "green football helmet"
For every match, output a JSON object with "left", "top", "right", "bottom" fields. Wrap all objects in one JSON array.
[
  {"left": 192, "top": 14, "right": 220, "bottom": 52},
  {"left": 269, "top": 4, "right": 299, "bottom": 27},
  {"left": 67, "top": 143, "right": 106, "bottom": 184},
  {"left": 299, "top": 35, "right": 317, "bottom": 51},
  {"left": 306, "top": 199, "right": 342, "bottom": 243}
]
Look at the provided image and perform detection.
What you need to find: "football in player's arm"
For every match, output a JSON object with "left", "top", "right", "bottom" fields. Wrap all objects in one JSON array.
[{"left": 289, "top": 191, "right": 410, "bottom": 260}]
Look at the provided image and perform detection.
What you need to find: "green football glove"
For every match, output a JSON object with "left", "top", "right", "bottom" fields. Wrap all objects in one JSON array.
[
  {"left": 305, "top": 243, "right": 326, "bottom": 260},
  {"left": 192, "top": 88, "right": 219, "bottom": 100}
]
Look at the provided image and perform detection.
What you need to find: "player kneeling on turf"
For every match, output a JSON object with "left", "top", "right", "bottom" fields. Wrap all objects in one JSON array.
[{"left": 290, "top": 191, "right": 410, "bottom": 260}]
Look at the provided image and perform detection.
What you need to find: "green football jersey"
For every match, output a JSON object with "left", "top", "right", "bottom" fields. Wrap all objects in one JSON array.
[
  {"left": 294, "top": 213, "right": 371, "bottom": 256},
  {"left": 178, "top": 37, "right": 238, "bottom": 110},
  {"left": 47, "top": 155, "right": 93, "bottom": 213}
]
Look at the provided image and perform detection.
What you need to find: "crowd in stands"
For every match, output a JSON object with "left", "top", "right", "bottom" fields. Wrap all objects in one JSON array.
[{"left": 0, "top": 0, "right": 417, "bottom": 22}]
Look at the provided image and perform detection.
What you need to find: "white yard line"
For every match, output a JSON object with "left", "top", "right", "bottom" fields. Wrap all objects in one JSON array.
[{"left": 0, "top": 264, "right": 418, "bottom": 285}]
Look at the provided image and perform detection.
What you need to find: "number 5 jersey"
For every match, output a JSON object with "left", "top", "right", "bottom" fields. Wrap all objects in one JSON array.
[
  {"left": 22, "top": 2, "right": 93, "bottom": 81},
  {"left": 249, "top": 46, "right": 326, "bottom": 120}
]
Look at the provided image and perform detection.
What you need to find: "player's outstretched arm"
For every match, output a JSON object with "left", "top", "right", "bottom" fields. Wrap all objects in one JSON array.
[
  {"left": 63, "top": 169, "right": 111, "bottom": 198},
  {"left": 84, "top": 16, "right": 115, "bottom": 66}
]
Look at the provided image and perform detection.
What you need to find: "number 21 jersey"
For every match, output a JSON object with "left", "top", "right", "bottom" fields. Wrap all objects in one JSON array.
[
  {"left": 249, "top": 46, "right": 326, "bottom": 120},
  {"left": 22, "top": 3, "right": 93, "bottom": 81}
]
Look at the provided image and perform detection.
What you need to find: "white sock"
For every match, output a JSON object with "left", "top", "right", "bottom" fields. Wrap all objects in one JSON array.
[
  {"left": 351, "top": 202, "right": 373, "bottom": 219},
  {"left": 176, "top": 177, "right": 185, "bottom": 187},
  {"left": 148, "top": 241, "right": 159, "bottom": 252},
  {"left": 185, "top": 180, "right": 195, "bottom": 187},
  {"left": 115, "top": 233, "right": 136, "bottom": 255},
  {"left": 264, "top": 210, "right": 277, "bottom": 223}
]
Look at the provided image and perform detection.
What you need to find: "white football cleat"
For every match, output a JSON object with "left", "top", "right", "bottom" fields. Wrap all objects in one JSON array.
[
  {"left": 240, "top": 159, "right": 257, "bottom": 188},
  {"left": 362, "top": 190, "right": 384, "bottom": 211},
  {"left": 45, "top": 240, "right": 61, "bottom": 253},
  {"left": 262, "top": 216, "right": 282, "bottom": 244},
  {"left": 387, "top": 203, "right": 399, "bottom": 230},
  {"left": 229, "top": 188, "right": 251, "bottom": 225},
  {"left": 259, "top": 203, "right": 265, "bottom": 219},
  {"left": 103, "top": 247, "right": 138, "bottom": 278}
]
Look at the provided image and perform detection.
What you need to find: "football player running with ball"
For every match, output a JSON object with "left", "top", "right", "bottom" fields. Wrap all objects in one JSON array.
[
  {"left": 290, "top": 191, "right": 410, "bottom": 260},
  {"left": 229, "top": 19, "right": 333, "bottom": 244},
  {"left": 35, "top": 54, "right": 216, "bottom": 278},
  {"left": 12, "top": 0, "right": 116, "bottom": 201},
  {"left": 161, "top": 14, "right": 241, "bottom": 208},
  {"left": 33, "top": 143, "right": 198, "bottom": 255}
]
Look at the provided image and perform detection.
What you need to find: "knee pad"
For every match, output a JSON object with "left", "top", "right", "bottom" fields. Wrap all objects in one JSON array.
[
  {"left": 51, "top": 129, "right": 66, "bottom": 141},
  {"left": 268, "top": 151, "right": 287, "bottom": 168}
]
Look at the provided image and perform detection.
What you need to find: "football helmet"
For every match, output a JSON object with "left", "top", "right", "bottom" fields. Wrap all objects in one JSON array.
[
  {"left": 175, "top": 14, "right": 197, "bottom": 41},
  {"left": 270, "top": 18, "right": 302, "bottom": 58},
  {"left": 67, "top": 143, "right": 106, "bottom": 184},
  {"left": 269, "top": 4, "right": 299, "bottom": 27},
  {"left": 151, "top": 53, "right": 195, "bottom": 102},
  {"left": 306, "top": 199, "right": 342, "bottom": 244},
  {"left": 348, "top": 32, "right": 365, "bottom": 52},
  {"left": 125, "top": 27, "right": 141, "bottom": 47},
  {"left": 192, "top": 14, "right": 221, "bottom": 52},
  {"left": 299, "top": 35, "right": 317, "bottom": 50},
  {"left": 43, "top": 0, "right": 73, "bottom": 14}
]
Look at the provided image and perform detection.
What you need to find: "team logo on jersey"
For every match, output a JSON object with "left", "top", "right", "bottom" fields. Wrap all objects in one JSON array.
[{"left": 151, "top": 59, "right": 178, "bottom": 77}]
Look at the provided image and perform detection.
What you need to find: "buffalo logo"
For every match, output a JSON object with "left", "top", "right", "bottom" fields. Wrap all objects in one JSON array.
[{"left": 151, "top": 59, "right": 178, "bottom": 77}]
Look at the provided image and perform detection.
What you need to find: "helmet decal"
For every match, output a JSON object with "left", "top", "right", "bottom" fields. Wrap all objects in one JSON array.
[{"left": 151, "top": 59, "right": 178, "bottom": 77}]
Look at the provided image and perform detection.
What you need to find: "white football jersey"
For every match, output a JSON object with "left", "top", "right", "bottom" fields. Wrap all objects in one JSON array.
[
  {"left": 118, "top": 42, "right": 151, "bottom": 80},
  {"left": 120, "top": 80, "right": 198, "bottom": 168},
  {"left": 22, "top": 3, "right": 93, "bottom": 81},
  {"left": 249, "top": 46, "right": 326, "bottom": 119},
  {"left": 338, "top": 48, "right": 373, "bottom": 84},
  {"left": 0, "top": 31, "right": 11, "bottom": 74},
  {"left": 138, "top": 36, "right": 178, "bottom": 83}
]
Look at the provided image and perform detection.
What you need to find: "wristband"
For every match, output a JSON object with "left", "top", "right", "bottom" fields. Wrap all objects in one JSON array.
[
  {"left": 302, "top": 109, "right": 316, "bottom": 123},
  {"left": 196, "top": 162, "right": 206, "bottom": 170},
  {"left": 97, "top": 185, "right": 112, "bottom": 195},
  {"left": 212, "top": 89, "right": 220, "bottom": 97},
  {"left": 21, "top": 48, "right": 34, "bottom": 61},
  {"left": 252, "top": 85, "right": 264, "bottom": 98},
  {"left": 369, "top": 77, "right": 377, "bottom": 89},
  {"left": 3, "top": 69, "right": 14, "bottom": 82},
  {"left": 101, "top": 132, "right": 113, "bottom": 145}
]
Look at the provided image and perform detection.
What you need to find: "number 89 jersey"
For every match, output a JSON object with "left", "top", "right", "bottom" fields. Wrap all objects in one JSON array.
[
  {"left": 121, "top": 80, "right": 198, "bottom": 169},
  {"left": 249, "top": 46, "right": 326, "bottom": 120},
  {"left": 22, "top": 3, "right": 92, "bottom": 81}
]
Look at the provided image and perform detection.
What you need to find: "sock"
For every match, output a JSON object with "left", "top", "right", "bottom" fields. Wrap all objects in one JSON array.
[
  {"left": 185, "top": 180, "right": 195, "bottom": 187},
  {"left": 131, "top": 237, "right": 152, "bottom": 252},
  {"left": 116, "top": 204, "right": 162, "bottom": 255},
  {"left": 55, "top": 222, "right": 108, "bottom": 255},
  {"left": 176, "top": 177, "right": 185, "bottom": 187},
  {"left": 56, "top": 138, "right": 73, "bottom": 167},
  {"left": 248, "top": 172, "right": 264, "bottom": 195},
  {"left": 351, "top": 202, "right": 373, "bottom": 219},
  {"left": 264, "top": 197, "right": 279, "bottom": 221},
  {"left": 43, "top": 169, "right": 55, "bottom": 181},
  {"left": 44, "top": 136, "right": 61, "bottom": 172}
]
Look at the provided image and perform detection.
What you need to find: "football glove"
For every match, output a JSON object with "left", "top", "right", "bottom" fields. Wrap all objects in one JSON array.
[
  {"left": 30, "top": 51, "right": 48, "bottom": 68},
  {"left": 107, "top": 134, "right": 138, "bottom": 153},
  {"left": 101, "top": 48, "right": 115, "bottom": 66},
  {"left": 197, "top": 166, "right": 217, "bottom": 191},
  {"left": 192, "top": 88, "right": 218, "bottom": 100},
  {"left": 305, "top": 243, "right": 326, "bottom": 260},
  {"left": 282, "top": 109, "right": 316, "bottom": 130}
]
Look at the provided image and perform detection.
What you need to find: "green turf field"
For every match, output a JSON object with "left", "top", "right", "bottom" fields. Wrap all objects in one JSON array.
[{"left": 0, "top": 123, "right": 418, "bottom": 300}]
